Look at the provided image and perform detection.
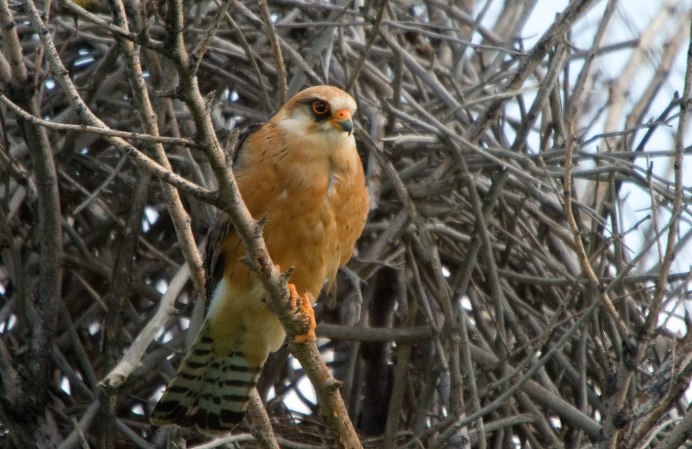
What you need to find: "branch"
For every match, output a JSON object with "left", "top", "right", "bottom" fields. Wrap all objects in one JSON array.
[
  {"left": 246, "top": 389, "right": 280, "bottom": 449},
  {"left": 0, "top": 92, "right": 219, "bottom": 207},
  {"left": 467, "top": 0, "right": 597, "bottom": 141},
  {"left": 257, "top": 0, "right": 286, "bottom": 103},
  {"left": 99, "top": 264, "right": 190, "bottom": 390},
  {"left": 1, "top": 0, "right": 62, "bottom": 445},
  {"left": 0, "top": 93, "right": 196, "bottom": 146}
]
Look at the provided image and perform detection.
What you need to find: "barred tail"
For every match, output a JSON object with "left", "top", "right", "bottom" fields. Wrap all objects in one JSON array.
[{"left": 150, "top": 324, "right": 263, "bottom": 435}]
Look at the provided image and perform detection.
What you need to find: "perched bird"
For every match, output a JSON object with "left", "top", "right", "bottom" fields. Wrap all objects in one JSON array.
[{"left": 150, "top": 85, "right": 369, "bottom": 435}]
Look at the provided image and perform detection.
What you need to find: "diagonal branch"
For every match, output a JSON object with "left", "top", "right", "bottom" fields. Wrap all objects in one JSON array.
[{"left": 162, "top": 0, "right": 363, "bottom": 445}]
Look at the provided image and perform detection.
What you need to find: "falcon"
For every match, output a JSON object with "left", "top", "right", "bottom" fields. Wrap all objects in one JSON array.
[{"left": 150, "top": 85, "right": 369, "bottom": 435}]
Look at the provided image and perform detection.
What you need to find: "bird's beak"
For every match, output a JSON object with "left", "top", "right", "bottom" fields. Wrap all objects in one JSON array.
[{"left": 331, "top": 108, "right": 354, "bottom": 135}]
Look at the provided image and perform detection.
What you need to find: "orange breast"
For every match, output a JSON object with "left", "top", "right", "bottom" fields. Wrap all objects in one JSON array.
[{"left": 223, "top": 123, "right": 368, "bottom": 300}]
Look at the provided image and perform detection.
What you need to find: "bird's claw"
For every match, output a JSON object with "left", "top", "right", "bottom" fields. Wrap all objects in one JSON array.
[{"left": 287, "top": 283, "right": 316, "bottom": 343}]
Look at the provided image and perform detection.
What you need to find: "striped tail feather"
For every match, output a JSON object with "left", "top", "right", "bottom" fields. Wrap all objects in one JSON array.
[{"left": 151, "top": 324, "right": 263, "bottom": 435}]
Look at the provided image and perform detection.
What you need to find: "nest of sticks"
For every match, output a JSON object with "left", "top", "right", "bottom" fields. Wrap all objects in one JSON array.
[{"left": 1, "top": 1, "right": 690, "bottom": 448}]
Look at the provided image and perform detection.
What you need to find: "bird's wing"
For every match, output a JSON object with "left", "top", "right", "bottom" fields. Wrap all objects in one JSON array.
[
  {"left": 203, "top": 122, "right": 264, "bottom": 311},
  {"left": 203, "top": 215, "right": 233, "bottom": 311},
  {"left": 231, "top": 123, "right": 263, "bottom": 166}
]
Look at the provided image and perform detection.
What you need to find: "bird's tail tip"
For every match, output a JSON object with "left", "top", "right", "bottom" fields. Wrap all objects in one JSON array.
[{"left": 150, "top": 326, "right": 264, "bottom": 435}]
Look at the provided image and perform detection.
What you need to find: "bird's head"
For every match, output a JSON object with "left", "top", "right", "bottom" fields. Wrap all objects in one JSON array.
[{"left": 273, "top": 86, "right": 357, "bottom": 142}]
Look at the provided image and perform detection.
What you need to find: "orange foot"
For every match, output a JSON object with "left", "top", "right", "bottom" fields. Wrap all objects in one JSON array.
[{"left": 288, "top": 283, "right": 316, "bottom": 344}]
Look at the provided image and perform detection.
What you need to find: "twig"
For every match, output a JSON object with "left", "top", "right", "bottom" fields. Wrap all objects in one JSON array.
[
  {"left": 0, "top": 92, "right": 220, "bottom": 206},
  {"left": 99, "top": 264, "right": 190, "bottom": 389},
  {"left": 0, "top": 95, "right": 197, "bottom": 146},
  {"left": 467, "top": 0, "right": 596, "bottom": 141},
  {"left": 247, "top": 389, "right": 281, "bottom": 449},
  {"left": 257, "top": 0, "right": 286, "bottom": 104},
  {"left": 346, "top": 0, "right": 387, "bottom": 90},
  {"left": 2, "top": 1, "right": 63, "bottom": 444}
]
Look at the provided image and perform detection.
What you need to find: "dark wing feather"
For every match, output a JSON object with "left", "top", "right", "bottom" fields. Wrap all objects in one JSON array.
[
  {"left": 203, "top": 122, "right": 264, "bottom": 312},
  {"left": 232, "top": 123, "right": 263, "bottom": 166},
  {"left": 203, "top": 216, "right": 233, "bottom": 312}
]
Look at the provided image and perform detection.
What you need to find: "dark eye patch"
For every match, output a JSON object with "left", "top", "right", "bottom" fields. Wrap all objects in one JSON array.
[{"left": 303, "top": 98, "right": 331, "bottom": 121}]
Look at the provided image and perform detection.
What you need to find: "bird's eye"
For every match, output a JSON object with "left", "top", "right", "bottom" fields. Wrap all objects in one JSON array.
[{"left": 311, "top": 100, "right": 329, "bottom": 115}]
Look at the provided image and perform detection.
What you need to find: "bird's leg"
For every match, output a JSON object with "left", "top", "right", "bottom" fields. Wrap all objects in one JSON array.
[{"left": 287, "top": 283, "right": 316, "bottom": 343}]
